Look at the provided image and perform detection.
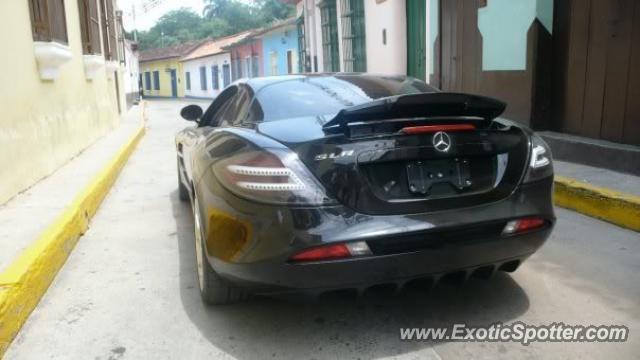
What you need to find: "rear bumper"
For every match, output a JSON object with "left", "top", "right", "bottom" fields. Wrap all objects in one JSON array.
[
  {"left": 212, "top": 229, "right": 548, "bottom": 294},
  {"left": 195, "top": 174, "right": 555, "bottom": 293}
]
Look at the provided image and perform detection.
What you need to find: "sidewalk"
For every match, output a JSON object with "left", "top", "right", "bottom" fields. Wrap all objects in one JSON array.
[
  {"left": 554, "top": 160, "right": 640, "bottom": 197},
  {"left": 0, "top": 105, "right": 143, "bottom": 273},
  {"left": 553, "top": 160, "right": 640, "bottom": 231}
]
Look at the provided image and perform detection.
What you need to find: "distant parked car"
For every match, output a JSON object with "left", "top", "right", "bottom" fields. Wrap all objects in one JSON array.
[{"left": 175, "top": 74, "right": 555, "bottom": 304}]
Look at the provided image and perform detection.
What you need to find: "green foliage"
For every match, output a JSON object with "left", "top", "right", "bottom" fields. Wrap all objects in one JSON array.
[{"left": 138, "top": 1, "right": 295, "bottom": 50}]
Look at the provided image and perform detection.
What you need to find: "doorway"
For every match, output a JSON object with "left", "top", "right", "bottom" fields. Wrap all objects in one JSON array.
[
  {"left": 552, "top": 0, "right": 640, "bottom": 145},
  {"left": 406, "top": 0, "right": 427, "bottom": 81}
]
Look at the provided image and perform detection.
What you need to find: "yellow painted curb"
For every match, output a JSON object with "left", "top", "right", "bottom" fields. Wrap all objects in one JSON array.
[
  {"left": 554, "top": 176, "right": 640, "bottom": 232},
  {"left": 0, "top": 103, "right": 147, "bottom": 357}
]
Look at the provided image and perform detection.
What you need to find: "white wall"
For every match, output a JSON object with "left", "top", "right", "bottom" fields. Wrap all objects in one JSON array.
[
  {"left": 182, "top": 52, "right": 231, "bottom": 99},
  {"left": 123, "top": 44, "right": 140, "bottom": 98},
  {"left": 364, "top": 0, "right": 407, "bottom": 75}
]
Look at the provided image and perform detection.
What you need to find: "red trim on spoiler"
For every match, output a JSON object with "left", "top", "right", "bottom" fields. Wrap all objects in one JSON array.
[{"left": 401, "top": 124, "right": 476, "bottom": 135}]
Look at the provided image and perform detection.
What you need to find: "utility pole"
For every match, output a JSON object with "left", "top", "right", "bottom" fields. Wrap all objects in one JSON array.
[{"left": 132, "top": 4, "right": 138, "bottom": 42}]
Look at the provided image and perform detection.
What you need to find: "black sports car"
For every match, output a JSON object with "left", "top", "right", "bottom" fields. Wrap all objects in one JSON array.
[{"left": 175, "top": 74, "right": 555, "bottom": 304}]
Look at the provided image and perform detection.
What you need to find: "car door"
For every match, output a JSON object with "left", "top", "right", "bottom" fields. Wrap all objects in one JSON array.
[{"left": 178, "top": 86, "right": 238, "bottom": 186}]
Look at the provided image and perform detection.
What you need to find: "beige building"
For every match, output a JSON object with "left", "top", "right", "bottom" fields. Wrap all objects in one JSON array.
[{"left": 0, "top": 0, "right": 127, "bottom": 204}]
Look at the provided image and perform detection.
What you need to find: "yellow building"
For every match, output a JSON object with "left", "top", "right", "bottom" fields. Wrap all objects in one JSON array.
[
  {"left": 0, "top": 0, "right": 127, "bottom": 204},
  {"left": 139, "top": 42, "right": 203, "bottom": 98}
]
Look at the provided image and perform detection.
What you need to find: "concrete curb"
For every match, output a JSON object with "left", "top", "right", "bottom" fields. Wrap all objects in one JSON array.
[
  {"left": 0, "top": 103, "right": 147, "bottom": 357},
  {"left": 554, "top": 176, "right": 640, "bottom": 232}
]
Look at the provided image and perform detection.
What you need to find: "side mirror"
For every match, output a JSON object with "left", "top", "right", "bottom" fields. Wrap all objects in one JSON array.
[{"left": 180, "top": 105, "right": 203, "bottom": 122}]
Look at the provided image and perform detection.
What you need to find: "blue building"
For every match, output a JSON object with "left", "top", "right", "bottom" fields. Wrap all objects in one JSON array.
[{"left": 257, "top": 18, "right": 299, "bottom": 76}]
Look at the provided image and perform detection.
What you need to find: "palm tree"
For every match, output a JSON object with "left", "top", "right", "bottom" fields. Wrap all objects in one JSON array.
[{"left": 203, "top": 0, "right": 231, "bottom": 18}]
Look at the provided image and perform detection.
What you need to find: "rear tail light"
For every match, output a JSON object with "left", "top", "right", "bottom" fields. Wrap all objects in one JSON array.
[
  {"left": 212, "top": 149, "right": 336, "bottom": 206},
  {"left": 290, "top": 241, "right": 372, "bottom": 263},
  {"left": 502, "top": 217, "right": 547, "bottom": 235},
  {"left": 523, "top": 134, "right": 553, "bottom": 183}
]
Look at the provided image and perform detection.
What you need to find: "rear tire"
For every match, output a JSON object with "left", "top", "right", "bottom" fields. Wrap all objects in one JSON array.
[
  {"left": 177, "top": 159, "right": 190, "bottom": 202},
  {"left": 193, "top": 195, "right": 248, "bottom": 305}
]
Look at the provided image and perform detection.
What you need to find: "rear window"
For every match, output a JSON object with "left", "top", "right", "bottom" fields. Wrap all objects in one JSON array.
[{"left": 252, "top": 76, "right": 436, "bottom": 122}]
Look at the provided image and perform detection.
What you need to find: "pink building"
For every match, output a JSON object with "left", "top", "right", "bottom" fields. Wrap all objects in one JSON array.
[{"left": 223, "top": 34, "right": 263, "bottom": 80}]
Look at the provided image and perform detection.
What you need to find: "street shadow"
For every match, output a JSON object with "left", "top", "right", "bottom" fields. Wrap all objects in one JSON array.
[{"left": 170, "top": 191, "right": 530, "bottom": 359}]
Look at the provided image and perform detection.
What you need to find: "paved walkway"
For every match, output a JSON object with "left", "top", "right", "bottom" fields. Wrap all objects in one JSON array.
[
  {"left": 5, "top": 100, "right": 640, "bottom": 359},
  {"left": 554, "top": 160, "right": 640, "bottom": 196},
  {"left": 0, "top": 105, "right": 142, "bottom": 272}
]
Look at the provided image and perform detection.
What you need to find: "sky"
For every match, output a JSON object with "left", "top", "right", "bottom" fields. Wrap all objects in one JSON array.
[{"left": 117, "top": 0, "right": 206, "bottom": 32}]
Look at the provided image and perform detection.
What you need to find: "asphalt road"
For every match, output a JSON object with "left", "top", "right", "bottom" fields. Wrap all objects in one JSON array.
[{"left": 6, "top": 100, "right": 639, "bottom": 360}]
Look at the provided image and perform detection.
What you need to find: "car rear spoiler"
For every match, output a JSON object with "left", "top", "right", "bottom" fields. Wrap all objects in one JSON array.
[{"left": 322, "top": 92, "right": 507, "bottom": 134}]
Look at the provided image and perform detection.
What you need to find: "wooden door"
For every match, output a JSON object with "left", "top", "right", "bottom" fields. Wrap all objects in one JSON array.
[
  {"left": 553, "top": 0, "right": 640, "bottom": 145},
  {"left": 439, "top": 0, "right": 481, "bottom": 93}
]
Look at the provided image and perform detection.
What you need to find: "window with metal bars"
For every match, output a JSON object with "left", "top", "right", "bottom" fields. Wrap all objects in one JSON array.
[
  {"left": 340, "top": 0, "right": 366, "bottom": 72},
  {"left": 144, "top": 72, "right": 151, "bottom": 90},
  {"left": 200, "top": 66, "right": 207, "bottom": 90},
  {"left": 234, "top": 58, "right": 243, "bottom": 79},
  {"left": 28, "top": 0, "right": 68, "bottom": 44},
  {"left": 99, "top": 0, "right": 118, "bottom": 61},
  {"left": 251, "top": 56, "right": 260, "bottom": 78},
  {"left": 296, "top": 16, "right": 307, "bottom": 73},
  {"left": 116, "top": 10, "right": 126, "bottom": 64},
  {"left": 212, "top": 65, "right": 219, "bottom": 90},
  {"left": 153, "top": 71, "right": 160, "bottom": 90},
  {"left": 319, "top": 0, "right": 339, "bottom": 72},
  {"left": 244, "top": 58, "right": 251, "bottom": 78},
  {"left": 222, "top": 64, "right": 231, "bottom": 87},
  {"left": 77, "top": 0, "right": 101, "bottom": 54}
]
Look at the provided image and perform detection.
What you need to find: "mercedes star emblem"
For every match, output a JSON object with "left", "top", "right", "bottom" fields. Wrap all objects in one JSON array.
[{"left": 433, "top": 131, "right": 452, "bottom": 153}]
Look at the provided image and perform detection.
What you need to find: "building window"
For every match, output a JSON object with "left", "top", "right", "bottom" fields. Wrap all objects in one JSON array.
[
  {"left": 212, "top": 65, "right": 219, "bottom": 90},
  {"left": 77, "top": 0, "right": 101, "bottom": 54},
  {"left": 185, "top": 72, "right": 191, "bottom": 90},
  {"left": 199, "top": 66, "right": 207, "bottom": 90},
  {"left": 270, "top": 52, "right": 278, "bottom": 76},
  {"left": 340, "top": 0, "right": 366, "bottom": 72},
  {"left": 116, "top": 10, "right": 125, "bottom": 64},
  {"left": 145, "top": 72, "right": 151, "bottom": 90},
  {"left": 252, "top": 55, "right": 260, "bottom": 77},
  {"left": 296, "top": 16, "right": 307, "bottom": 73},
  {"left": 320, "top": 0, "right": 339, "bottom": 72},
  {"left": 244, "top": 57, "right": 251, "bottom": 78},
  {"left": 28, "top": 0, "right": 69, "bottom": 43},
  {"left": 231, "top": 57, "right": 238, "bottom": 80},
  {"left": 153, "top": 71, "right": 160, "bottom": 90},
  {"left": 222, "top": 64, "right": 231, "bottom": 87},
  {"left": 99, "top": 0, "right": 118, "bottom": 61},
  {"left": 236, "top": 58, "right": 243, "bottom": 79}
]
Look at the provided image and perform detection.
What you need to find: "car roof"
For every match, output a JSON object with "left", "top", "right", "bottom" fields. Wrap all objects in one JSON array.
[{"left": 241, "top": 73, "right": 422, "bottom": 93}]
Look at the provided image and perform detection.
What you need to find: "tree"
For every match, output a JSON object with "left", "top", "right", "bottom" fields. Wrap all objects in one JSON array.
[
  {"left": 202, "top": 0, "right": 261, "bottom": 32},
  {"left": 202, "top": 0, "right": 233, "bottom": 18},
  {"left": 255, "top": 0, "right": 295, "bottom": 23},
  {"left": 138, "top": 8, "right": 204, "bottom": 49},
  {"left": 137, "top": 1, "right": 295, "bottom": 50}
]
